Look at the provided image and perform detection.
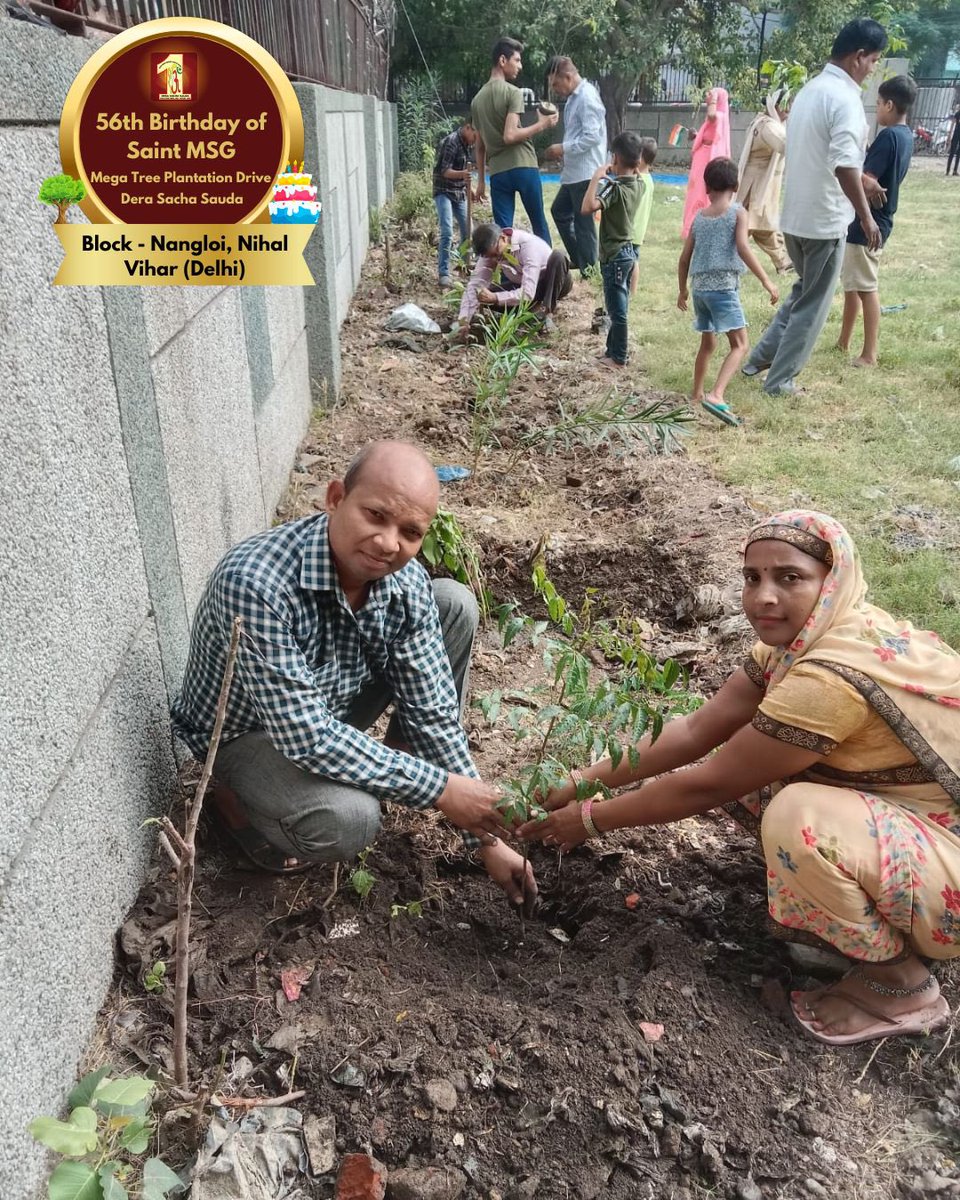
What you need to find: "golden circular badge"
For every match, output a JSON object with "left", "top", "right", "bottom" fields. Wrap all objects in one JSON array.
[{"left": 60, "top": 17, "right": 304, "bottom": 225}]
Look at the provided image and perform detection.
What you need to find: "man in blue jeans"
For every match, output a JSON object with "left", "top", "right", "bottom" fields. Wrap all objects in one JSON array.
[
  {"left": 471, "top": 37, "right": 558, "bottom": 244},
  {"left": 544, "top": 55, "right": 607, "bottom": 277},
  {"left": 432, "top": 119, "right": 477, "bottom": 288}
]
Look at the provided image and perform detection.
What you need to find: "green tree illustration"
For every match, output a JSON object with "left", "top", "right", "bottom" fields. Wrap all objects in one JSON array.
[{"left": 38, "top": 173, "right": 87, "bottom": 224}]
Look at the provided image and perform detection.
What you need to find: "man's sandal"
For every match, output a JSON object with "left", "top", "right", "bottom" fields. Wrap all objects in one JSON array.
[
  {"left": 218, "top": 822, "right": 314, "bottom": 875},
  {"left": 209, "top": 785, "right": 313, "bottom": 875}
]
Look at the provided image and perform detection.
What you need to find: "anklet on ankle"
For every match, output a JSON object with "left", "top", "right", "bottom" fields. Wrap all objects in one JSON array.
[{"left": 853, "top": 968, "right": 934, "bottom": 997}]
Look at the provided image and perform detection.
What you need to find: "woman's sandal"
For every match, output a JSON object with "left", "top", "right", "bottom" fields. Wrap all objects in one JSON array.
[
  {"left": 701, "top": 398, "right": 742, "bottom": 427},
  {"left": 791, "top": 976, "right": 950, "bottom": 1046}
]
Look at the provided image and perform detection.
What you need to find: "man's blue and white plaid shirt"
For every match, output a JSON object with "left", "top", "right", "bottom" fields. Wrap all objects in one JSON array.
[{"left": 171, "top": 513, "right": 480, "bottom": 809}]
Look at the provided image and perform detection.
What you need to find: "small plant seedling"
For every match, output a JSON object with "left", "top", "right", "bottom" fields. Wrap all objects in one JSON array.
[
  {"left": 390, "top": 899, "right": 425, "bottom": 919},
  {"left": 477, "top": 563, "right": 700, "bottom": 930},
  {"left": 29, "top": 1068, "right": 184, "bottom": 1200},
  {"left": 468, "top": 303, "right": 544, "bottom": 473},
  {"left": 421, "top": 507, "right": 489, "bottom": 614},
  {"left": 349, "top": 847, "right": 376, "bottom": 900},
  {"left": 143, "top": 960, "right": 166, "bottom": 994}
]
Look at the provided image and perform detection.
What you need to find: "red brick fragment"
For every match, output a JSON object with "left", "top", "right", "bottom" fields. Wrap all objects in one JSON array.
[{"left": 336, "top": 1153, "right": 387, "bottom": 1200}]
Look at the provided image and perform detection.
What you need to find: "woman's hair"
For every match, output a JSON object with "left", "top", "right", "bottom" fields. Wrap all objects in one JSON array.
[
  {"left": 472, "top": 222, "right": 502, "bottom": 258},
  {"left": 703, "top": 156, "right": 739, "bottom": 193},
  {"left": 831, "top": 18, "right": 888, "bottom": 59},
  {"left": 492, "top": 36, "right": 523, "bottom": 65},
  {"left": 611, "top": 131, "right": 643, "bottom": 167},
  {"left": 878, "top": 74, "right": 918, "bottom": 114}
]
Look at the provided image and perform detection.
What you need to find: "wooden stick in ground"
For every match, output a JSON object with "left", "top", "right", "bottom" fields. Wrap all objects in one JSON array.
[
  {"left": 172, "top": 616, "right": 243, "bottom": 1088},
  {"left": 466, "top": 175, "right": 474, "bottom": 256}
]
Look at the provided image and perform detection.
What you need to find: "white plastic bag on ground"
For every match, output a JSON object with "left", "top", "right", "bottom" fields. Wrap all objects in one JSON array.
[{"left": 383, "top": 303, "right": 441, "bottom": 333}]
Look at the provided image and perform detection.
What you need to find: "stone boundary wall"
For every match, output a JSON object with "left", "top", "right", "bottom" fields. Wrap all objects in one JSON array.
[{"left": 0, "top": 13, "right": 395, "bottom": 1197}]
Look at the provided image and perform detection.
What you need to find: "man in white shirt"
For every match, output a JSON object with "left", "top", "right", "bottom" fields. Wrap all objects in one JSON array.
[
  {"left": 544, "top": 56, "right": 607, "bottom": 277},
  {"left": 458, "top": 223, "right": 571, "bottom": 326},
  {"left": 743, "top": 18, "right": 887, "bottom": 395}
]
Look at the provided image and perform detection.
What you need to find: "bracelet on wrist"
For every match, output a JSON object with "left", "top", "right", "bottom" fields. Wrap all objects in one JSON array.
[{"left": 580, "top": 797, "right": 600, "bottom": 839}]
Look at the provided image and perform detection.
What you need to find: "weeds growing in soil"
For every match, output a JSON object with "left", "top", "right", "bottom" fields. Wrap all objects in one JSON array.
[
  {"left": 422, "top": 506, "right": 489, "bottom": 614},
  {"left": 29, "top": 1069, "right": 183, "bottom": 1200},
  {"left": 143, "top": 960, "right": 166, "bottom": 995}
]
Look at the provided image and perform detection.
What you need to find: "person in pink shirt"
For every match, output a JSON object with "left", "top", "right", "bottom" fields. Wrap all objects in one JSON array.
[
  {"left": 458, "top": 223, "right": 571, "bottom": 328},
  {"left": 682, "top": 87, "right": 731, "bottom": 238}
]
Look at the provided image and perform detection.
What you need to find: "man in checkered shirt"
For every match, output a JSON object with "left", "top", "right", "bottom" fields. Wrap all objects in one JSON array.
[{"left": 172, "top": 440, "right": 536, "bottom": 907}]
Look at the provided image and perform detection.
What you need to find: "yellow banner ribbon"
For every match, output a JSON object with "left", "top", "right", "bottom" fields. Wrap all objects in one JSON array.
[{"left": 53, "top": 224, "right": 314, "bottom": 285}]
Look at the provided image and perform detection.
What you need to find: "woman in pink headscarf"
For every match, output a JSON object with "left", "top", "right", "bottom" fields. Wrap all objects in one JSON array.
[{"left": 681, "top": 87, "right": 731, "bottom": 238}]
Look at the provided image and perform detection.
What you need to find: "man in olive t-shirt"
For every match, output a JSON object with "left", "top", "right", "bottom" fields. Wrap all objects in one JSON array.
[{"left": 471, "top": 37, "right": 558, "bottom": 245}]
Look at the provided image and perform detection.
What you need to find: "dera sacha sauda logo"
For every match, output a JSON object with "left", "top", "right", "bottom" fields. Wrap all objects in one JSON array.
[
  {"left": 60, "top": 17, "right": 303, "bottom": 225},
  {"left": 152, "top": 52, "right": 195, "bottom": 101}
]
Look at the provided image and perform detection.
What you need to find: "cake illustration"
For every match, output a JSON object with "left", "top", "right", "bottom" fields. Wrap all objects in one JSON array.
[{"left": 269, "top": 161, "right": 322, "bottom": 224}]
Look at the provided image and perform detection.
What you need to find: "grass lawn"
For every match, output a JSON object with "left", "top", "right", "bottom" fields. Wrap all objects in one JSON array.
[{"left": 540, "top": 171, "right": 960, "bottom": 646}]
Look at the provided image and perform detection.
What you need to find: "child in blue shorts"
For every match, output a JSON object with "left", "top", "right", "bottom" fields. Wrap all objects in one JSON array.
[{"left": 677, "top": 156, "right": 779, "bottom": 426}]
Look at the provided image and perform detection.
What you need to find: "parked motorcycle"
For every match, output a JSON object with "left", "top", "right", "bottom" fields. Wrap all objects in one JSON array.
[{"left": 913, "top": 116, "right": 952, "bottom": 155}]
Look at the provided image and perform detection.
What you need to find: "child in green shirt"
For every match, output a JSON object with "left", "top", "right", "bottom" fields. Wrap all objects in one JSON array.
[
  {"left": 582, "top": 131, "right": 645, "bottom": 368},
  {"left": 631, "top": 137, "right": 658, "bottom": 296}
]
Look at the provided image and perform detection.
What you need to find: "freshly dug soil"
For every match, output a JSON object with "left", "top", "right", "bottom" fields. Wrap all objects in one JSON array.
[{"left": 104, "top": 229, "right": 960, "bottom": 1200}]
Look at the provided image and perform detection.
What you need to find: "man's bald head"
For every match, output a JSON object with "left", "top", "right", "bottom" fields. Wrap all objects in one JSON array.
[
  {"left": 343, "top": 440, "right": 439, "bottom": 509},
  {"left": 326, "top": 441, "right": 440, "bottom": 601}
]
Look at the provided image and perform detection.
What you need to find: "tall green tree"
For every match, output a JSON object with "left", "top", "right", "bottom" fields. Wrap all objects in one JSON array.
[{"left": 900, "top": 0, "right": 960, "bottom": 75}]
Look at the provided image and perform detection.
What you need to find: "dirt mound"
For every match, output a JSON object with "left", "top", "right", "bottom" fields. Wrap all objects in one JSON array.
[{"left": 97, "top": 240, "right": 960, "bottom": 1200}]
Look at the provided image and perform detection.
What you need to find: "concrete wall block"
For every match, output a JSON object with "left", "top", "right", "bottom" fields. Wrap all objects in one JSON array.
[
  {"left": 0, "top": 127, "right": 153, "bottom": 877},
  {"left": 150, "top": 288, "right": 265, "bottom": 617},
  {"left": 255, "top": 330, "right": 311, "bottom": 516},
  {"left": 0, "top": 623, "right": 173, "bottom": 1200},
  {"left": 142, "top": 285, "right": 228, "bottom": 358},
  {"left": 264, "top": 285, "right": 306, "bottom": 375},
  {"left": 345, "top": 109, "right": 369, "bottom": 296},
  {"left": 0, "top": 12, "right": 106, "bottom": 123},
  {"left": 391, "top": 105, "right": 400, "bottom": 182},
  {"left": 294, "top": 82, "right": 343, "bottom": 402},
  {"left": 101, "top": 288, "right": 191, "bottom": 701},
  {"left": 363, "top": 95, "right": 386, "bottom": 211},
  {"left": 240, "top": 287, "right": 274, "bottom": 412}
]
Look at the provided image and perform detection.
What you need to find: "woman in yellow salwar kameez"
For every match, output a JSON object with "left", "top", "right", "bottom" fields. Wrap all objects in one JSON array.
[{"left": 519, "top": 511, "right": 960, "bottom": 1046}]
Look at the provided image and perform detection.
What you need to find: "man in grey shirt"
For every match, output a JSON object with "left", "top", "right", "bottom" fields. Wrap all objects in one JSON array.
[{"left": 544, "top": 56, "right": 607, "bottom": 276}]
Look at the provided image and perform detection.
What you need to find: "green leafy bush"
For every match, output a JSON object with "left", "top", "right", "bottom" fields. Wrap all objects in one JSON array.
[
  {"left": 397, "top": 74, "right": 456, "bottom": 173},
  {"left": 390, "top": 171, "right": 435, "bottom": 225},
  {"left": 29, "top": 1069, "right": 183, "bottom": 1200}
]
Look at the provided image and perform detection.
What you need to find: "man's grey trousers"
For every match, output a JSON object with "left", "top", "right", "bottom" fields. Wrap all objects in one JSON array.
[
  {"left": 213, "top": 579, "right": 479, "bottom": 862},
  {"left": 746, "top": 234, "right": 844, "bottom": 393}
]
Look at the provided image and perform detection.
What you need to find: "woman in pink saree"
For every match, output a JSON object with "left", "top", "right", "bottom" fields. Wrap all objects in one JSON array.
[{"left": 681, "top": 87, "right": 731, "bottom": 237}]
